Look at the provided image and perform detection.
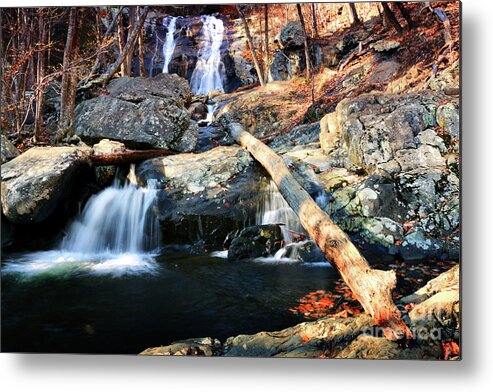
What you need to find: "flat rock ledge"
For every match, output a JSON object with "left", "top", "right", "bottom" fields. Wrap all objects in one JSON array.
[{"left": 141, "top": 265, "right": 459, "bottom": 359}]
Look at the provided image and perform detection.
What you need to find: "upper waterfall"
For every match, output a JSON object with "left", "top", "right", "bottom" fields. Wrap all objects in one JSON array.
[
  {"left": 162, "top": 16, "right": 178, "bottom": 74},
  {"left": 190, "top": 15, "right": 225, "bottom": 94}
]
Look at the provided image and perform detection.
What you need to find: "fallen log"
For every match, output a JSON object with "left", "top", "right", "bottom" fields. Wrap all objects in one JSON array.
[
  {"left": 89, "top": 149, "right": 176, "bottom": 166},
  {"left": 228, "top": 122, "right": 412, "bottom": 341}
]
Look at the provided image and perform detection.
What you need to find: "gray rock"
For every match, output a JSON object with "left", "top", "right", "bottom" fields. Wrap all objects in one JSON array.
[
  {"left": 74, "top": 74, "right": 198, "bottom": 151},
  {"left": 1, "top": 134, "right": 19, "bottom": 164},
  {"left": 395, "top": 145, "right": 445, "bottom": 172},
  {"left": 370, "top": 40, "right": 400, "bottom": 52},
  {"left": 136, "top": 146, "right": 259, "bottom": 248},
  {"left": 335, "top": 92, "right": 442, "bottom": 174},
  {"left": 228, "top": 224, "right": 283, "bottom": 261},
  {"left": 400, "top": 228, "right": 443, "bottom": 262},
  {"left": 1, "top": 146, "right": 92, "bottom": 224},
  {"left": 436, "top": 102, "right": 460, "bottom": 136},
  {"left": 282, "top": 240, "right": 326, "bottom": 263},
  {"left": 278, "top": 21, "right": 304, "bottom": 49},
  {"left": 269, "top": 122, "right": 320, "bottom": 153}
]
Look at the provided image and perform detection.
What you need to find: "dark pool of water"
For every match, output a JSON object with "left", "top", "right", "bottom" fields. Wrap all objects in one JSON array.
[{"left": 1, "top": 251, "right": 338, "bottom": 354}]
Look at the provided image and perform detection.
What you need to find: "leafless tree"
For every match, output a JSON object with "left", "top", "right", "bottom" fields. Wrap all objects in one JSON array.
[{"left": 237, "top": 5, "right": 265, "bottom": 86}]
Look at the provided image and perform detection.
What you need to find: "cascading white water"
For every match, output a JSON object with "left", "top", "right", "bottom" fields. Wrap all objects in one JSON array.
[
  {"left": 255, "top": 180, "right": 329, "bottom": 263},
  {"left": 255, "top": 180, "right": 306, "bottom": 261},
  {"left": 162, "top": 16, "right": 177, "bottom": 74},
  {"left": 62, "top": 166, "right": 159, "bottom": 254},
  {"left": 3, "top": 166, "right": 160, "bottom": 277},
  {"left": 256, "top": 180, "right": 303, "bottom": 244},
  {"left": 190, "top": 15, "right": 225, "bottom": 94}
]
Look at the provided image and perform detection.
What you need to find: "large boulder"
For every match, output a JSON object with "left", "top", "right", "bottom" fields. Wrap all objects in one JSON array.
[
  {"left": 136, "top": 146, "right": 260, "bottom": 248},
  {"left": 1, "top": 134, "right": 19, "bottom": 164},
  {"left": 227, "top": 224, "right": 283, "bottom": 261},
  {"left": 74, "top": 74, "right": 198, "bottom": 152},
  {"left": 277, "top": 21, "right": 304, "bottom": 49},
  {"left": 313, "top": 91, "right": 460, "bottom": 261},
  {"left": 1, "top": 146, "right": 92, "bottom": 224},
  {"left": 331, "top": 91, "right": 458, "bottom": 176}
]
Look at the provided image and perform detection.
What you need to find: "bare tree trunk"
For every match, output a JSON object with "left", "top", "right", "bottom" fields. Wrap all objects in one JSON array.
[
  {"left": 297, "top": 4, "right": 312, "bottom": 79},
  {"left": 137, "top": 6, "right": 146, "bottom": 77},
  {"left": 34, "top": 10, "right": 47, "bottom": 140},
  {"left": 79, "top": 6, "right": 149, "bottom": 90},
  {"left": 347, "top": 3, "right": 361, "bottom": 26},
  {"left": 236, "top": 5, "right": 265, "bottom": 87},
  {"left": 382, "top": 2, "right": 403, "bottom": 35},
  {"left": 117, "top": 9, "right": 126, "bottom": 76},
  {"left": 228, "top": 122, "right": 412, "bottom": 341},
  {"left": 87, "top": 6, "right": 123, "bottom": 78},
  {"left": 394, "top": 2, "right": 415, "bottom": 28},
  {"left": 65, "top": 10, "right": 83, "bottom": 137},
  {"left": 57, "top": 7, "right": 77, "bottom": 141},
  {"left": 124, "top": 6, "right": 136, "bottom": 76},
  {"left": 264, "top": 4, "right": 269, "bottom": 71},
  {"left": 311, "top": 3, "right": 319, "bottom": 38}
]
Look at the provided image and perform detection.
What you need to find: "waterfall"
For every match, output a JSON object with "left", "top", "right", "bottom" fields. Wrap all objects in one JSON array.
[
  {"left": 3, "top": 166, "right": 160, "bottom": 276},
  {"left": 256, "top": 180, "right": 303, "bottom": 244},
  {"left": 61, "top": 165, "right": 159, "bottom": 254},
  {"left": 256, "top": 180, "right": 328, "bottom": 263},
  {"left": 162, "top": 16, "right": 177, "bottom": 74},
  {"left": 190, "top": 15, "right": 225, "bottom": 94}
]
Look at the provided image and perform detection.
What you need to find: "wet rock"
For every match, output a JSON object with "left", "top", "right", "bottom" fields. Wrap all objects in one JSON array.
[
  {"left": 74, "top": 74, "right": 198, "bottom": 152},
  {"left": 400, "top": 228, "right": 443, "bottom": 262},
  {"left": 139, "top": 146, "right": 252, "bottom": 190},
  {"left": 1, "top": 134, "right": 19, "bottom": 164},
  {"left": 282, "top": 240, "right": 326, "bottom": 263},
  {"left": 140, "top": 337, "right": 222, "bottom": 356},
  {"left": 1, "top": 146, "right": 92, "bottom": 224},
  {"left": 136, "top": 146, "right": 259, "bottom": 248},
  {"left": 227, "top": 224, "right": 283, "bottom": 261}
]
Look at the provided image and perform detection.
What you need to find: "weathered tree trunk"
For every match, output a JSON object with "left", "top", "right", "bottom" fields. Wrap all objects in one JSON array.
[
  {"left": 56, "top": 7, "right": 78, "bottom": 141},
  {"left": 228, "top": 122, "right": 412, "bottom": 341},
  {"left": 124, "top": 6, "right": 136, "bottom": 77},
  {"left": 347, "top": 3, "right": 361, "bottom": 26},
  {"left": 296, "top": 4, "right": 312, "bottom": 80},
  {"left": 137, "top": 6, "right": 146, "bottom": 77},
  {"left": 263, "top": 4, "right": 269, "bottom": 71},
  {"left": 34, "top": 10, "right": 47, "bottom": 140},
  {"left": 237, "top": 5, "right": 265, "bottom": 87},
  {"left": 311, "top": 3, "right": 319, "bottom": 38},
  {"left": 382, "top": 2, "right": 403, "bottom": 35},
  {"left": 79, "top": 6, "right": 149, "bottom": 90},
  {"left": 90, "top": 149, "right": 176, "bottom": 166},
  {"left": 117, "top": 9, "right": 126, "bottom": 76},
  {"left": 394, "top": 2, "right": 415, "bottom": 28}
]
